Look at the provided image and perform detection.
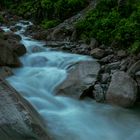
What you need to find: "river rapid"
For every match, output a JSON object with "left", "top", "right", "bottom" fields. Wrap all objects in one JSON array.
[{"left": 2, "top": 21, "right": 140, "bottom": 140}]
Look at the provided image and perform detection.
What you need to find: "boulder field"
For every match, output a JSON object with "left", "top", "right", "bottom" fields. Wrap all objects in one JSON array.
[{"left": 28, "top": 15, "right": 140, "bottom": 108}]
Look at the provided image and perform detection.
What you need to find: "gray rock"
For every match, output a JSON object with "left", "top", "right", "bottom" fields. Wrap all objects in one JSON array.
[
  {"left": 101, "top": 73, "right": 110, "bottom": 84},
  {"left": 90, "top": 48, "right": 105, "bottom": 59},
  {"left": 120, "top": 58, "right": 129, "bottom": 71},
  {"left": 79, "top": 43, "right": 89, "bottom": 49},
  {"left": 55, "top": 60, "right": 100, "bottom": 98},
  {"left": 127, "top": 60, "right": 140, "bottom": 76},
  {"left": 117, "top": 50, "right": 127, "bottom": 58},
  {"left": 0, "top": 66, "right": 13, "bottom": 79},
  {"left": 94, "top": 84, "right": 105, "bottom": 102},
  {"left": 0, "top": 79, "right": 51, "bottom": 140},
  {"left": 100, "top": 55, "right": 114, "bottom": 64},
  {"left": 89, "top": 38, "right": 99, "bottom": 49},
  {"left": 135, "top": 71, "right": 140, "bottom": 100},
  {"left": 104, "top": 61, "right": 120, "bottom": 73},
  {"left": 12, "top": 43, "right": 27, "bottom": 56},
  {"left": 106, "top": 71, "right": 137, "bottom": 107},
  {"left": 135, "top": 72, "right": 140, "bottom": 89}
]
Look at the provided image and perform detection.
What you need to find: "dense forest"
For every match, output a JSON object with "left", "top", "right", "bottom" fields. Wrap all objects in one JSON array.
[{"left": 0, "top": 0, "right": 140, "bottom": 53}]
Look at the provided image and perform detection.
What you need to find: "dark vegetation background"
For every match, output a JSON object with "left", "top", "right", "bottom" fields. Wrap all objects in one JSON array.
[{"left": 0, "top": 0, "right": 140, "bottom": 53}]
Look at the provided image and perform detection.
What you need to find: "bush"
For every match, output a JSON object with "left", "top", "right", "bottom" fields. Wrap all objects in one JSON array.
[
  {"left": 129, "top": 41, "right": 140, "bottom": 53},
  {"left": 76, "top": 0, "right": 140, "bottom": 53},
  {"left": 41, "top": 19, "right": 60, "bottom": 29}
]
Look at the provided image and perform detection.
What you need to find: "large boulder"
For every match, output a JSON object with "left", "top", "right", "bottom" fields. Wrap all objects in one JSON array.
[
  {"left": 3, "top": 32, "right": 21, "bottom": 41},
  {"left": 3, "top": 32, "right": 26, "bottom": 56},
  {"left": 90, "top": 48, "right": 105, "bottom": 59},
  {"left": 11, "top": 43, "right": 26, "bottom": 57},
  {"left": 55, "top": 60, "right": 100, "bottom": 98},
  {"left": 0, "top": 39, "right": 21, "bottom": 67},
  {"left": 0, "top": 78, "right": 51, "bottom": 140},
  {"left": 106, "top": 71, "right": 137, "bottom": 107}
]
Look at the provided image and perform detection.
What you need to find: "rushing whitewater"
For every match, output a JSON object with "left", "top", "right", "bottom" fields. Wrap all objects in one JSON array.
[{"left": 3, "top": 21, "right": 140, "bottom": 140}]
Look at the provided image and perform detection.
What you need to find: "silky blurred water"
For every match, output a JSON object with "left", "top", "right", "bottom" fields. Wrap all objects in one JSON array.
[{"left": 4, "top": 21, "right": 140, "bottom": 140}]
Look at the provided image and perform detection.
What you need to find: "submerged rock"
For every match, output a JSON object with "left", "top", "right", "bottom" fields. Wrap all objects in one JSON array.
[
  {"left": 55, "top": 60, "right": 100, "bottom": 98},
  {"left": 106, "top": 71, "right": 137, "bottom": 107},
  {"left": 0, "top": 79, "right": 51, "bottom": 140}
]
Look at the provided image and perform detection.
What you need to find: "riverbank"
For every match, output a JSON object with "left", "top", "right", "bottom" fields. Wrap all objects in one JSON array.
[
  {"left": 20, "top": 12, "right": 140, "bottom": 108},
  {"left": 0, "top": 10, "right": 140, "bottom": 108}
]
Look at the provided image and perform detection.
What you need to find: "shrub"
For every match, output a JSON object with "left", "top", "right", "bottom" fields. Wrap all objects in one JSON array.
[
  {"left": 41, "top": 19, "right": 60, "bottom": 29},
  {"left": 76, "top": 0, "right": 140, "bottom": 53}
]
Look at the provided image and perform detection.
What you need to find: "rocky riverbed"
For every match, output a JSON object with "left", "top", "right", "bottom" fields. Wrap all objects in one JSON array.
[
  {"left": 23, "top": 13, "right": 140, "bottom": 108},
  {"left": 0, "top": 11, "right": 140, "bottom": 140}
]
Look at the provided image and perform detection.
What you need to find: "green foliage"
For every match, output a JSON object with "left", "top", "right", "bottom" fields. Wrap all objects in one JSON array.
[
  {"left": 9, "top": 0, "right": 88, "bottom": 21},
  {"left": 41, "top": 19, "right": 60, "bottom": 29},
  {"left": 76, "top": 0, "right": 140, "bottom": 53},
  {"left": 129, "top": 41, "right": 140, "bottom": 53},
  {"left": 11, "top": 1, "right": 35, "bottom": 18}
]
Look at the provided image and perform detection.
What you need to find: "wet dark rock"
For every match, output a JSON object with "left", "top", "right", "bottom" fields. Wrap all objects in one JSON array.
[
  {"left": 11, "top": 43, "right": 27, "bottom": 56},
  {"left": 106, "top": 71, "right": 137, "bottom": 107},
  {"left": 3, "top": 32, "right": 21, "bottom": 41},
  {"left": 32, "top": 31, "right": 47, "bottom": 40},
  {"left": 10, "top": 25, "right": 22, "bottom": 32},
  {"left": 0, "top": 39, "right": 21, "bottom": 67}
]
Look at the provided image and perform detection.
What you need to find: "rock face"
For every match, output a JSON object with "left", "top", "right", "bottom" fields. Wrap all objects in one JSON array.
[
  {"left": 55, "top": 60, "right": 100, "bottom": 98},
  {"left": 0, "top": 79, "right": 51, "bottom": 140},
  {"left": 106, "top": 71, "right": 137, "bottom": 107}
]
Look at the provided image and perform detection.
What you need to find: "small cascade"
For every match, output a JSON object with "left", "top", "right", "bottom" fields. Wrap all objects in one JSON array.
[{"left": 2, "top": 21, "right": 140, "bottom": 140}]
